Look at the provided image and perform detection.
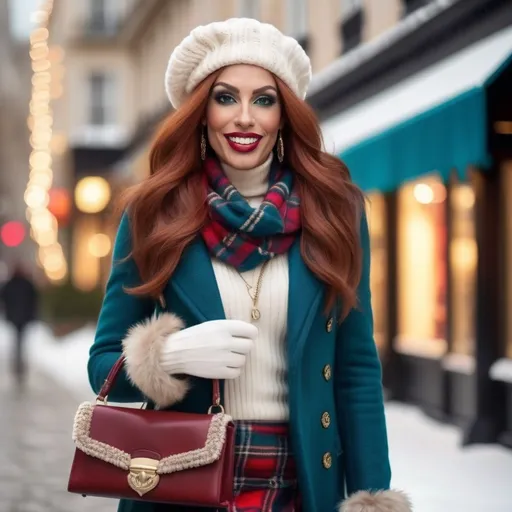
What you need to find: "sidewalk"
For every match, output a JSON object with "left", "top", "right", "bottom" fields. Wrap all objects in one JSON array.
[{"left": 0, "top": 361, "right": 116, "bottom": 512}]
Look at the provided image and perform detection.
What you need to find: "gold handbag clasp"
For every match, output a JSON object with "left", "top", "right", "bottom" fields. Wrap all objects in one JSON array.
[{"left": 127, "top": 457, "right": 160, "bottom": 496}]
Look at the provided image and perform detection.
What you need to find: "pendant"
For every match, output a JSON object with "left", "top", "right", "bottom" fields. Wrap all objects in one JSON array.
[{"left": 251, "top": 307, "right": 261, "bottom": 321}]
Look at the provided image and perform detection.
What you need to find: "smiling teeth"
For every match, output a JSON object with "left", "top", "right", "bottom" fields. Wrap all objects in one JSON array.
[{"left": 228, "top": 137, "right": 258, "bottom": 145}]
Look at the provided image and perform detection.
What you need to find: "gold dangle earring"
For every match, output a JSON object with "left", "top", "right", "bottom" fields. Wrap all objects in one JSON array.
[
  {"left": 200, "top": 127, "right": 207, "bottom": 161},
  {"left": 277, "top": 131, "right": 284, "bottom": 163}
]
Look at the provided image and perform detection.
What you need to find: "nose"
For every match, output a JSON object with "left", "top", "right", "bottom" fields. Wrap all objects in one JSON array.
[{"left": 234, "top": 102, "right": 255, "bottom": 129}]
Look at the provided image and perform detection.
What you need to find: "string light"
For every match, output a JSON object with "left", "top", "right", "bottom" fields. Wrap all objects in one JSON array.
[{"left": 25, "top": 0, "right": 67, "bottom": 283}]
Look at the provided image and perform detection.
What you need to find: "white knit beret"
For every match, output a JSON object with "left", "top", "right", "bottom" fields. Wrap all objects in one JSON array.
[{"left": 165, "top": 18, "right": 312, "bottom": 109}]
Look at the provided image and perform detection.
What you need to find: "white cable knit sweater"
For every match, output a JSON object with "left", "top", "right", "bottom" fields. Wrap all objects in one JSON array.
[{"left": 211, "top": 155, "right": 289, "bottom": 421}]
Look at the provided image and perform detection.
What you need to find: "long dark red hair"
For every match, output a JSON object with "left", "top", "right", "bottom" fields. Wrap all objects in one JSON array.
[{"left": 121, "top": 70, "right": 365, "bottom": 320}]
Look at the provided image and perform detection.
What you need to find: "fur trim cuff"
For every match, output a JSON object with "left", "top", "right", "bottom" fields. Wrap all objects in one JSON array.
[
  {"left": 122, "top": 312, "right": 188, "bottom": 408},
  {"left": 339, "top": 490, "right": 412, "bottom": 512}
]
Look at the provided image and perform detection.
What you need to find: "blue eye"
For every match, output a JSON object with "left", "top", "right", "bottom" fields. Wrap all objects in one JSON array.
[
  {"left": 254, "top": 95, "right": 276, "bottom": 107},
  {"left": 214, "top": 93, "right": 236, "bottom": 105}
]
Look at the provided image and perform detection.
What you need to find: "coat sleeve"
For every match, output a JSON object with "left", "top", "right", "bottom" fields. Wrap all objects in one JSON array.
[
  {"left": 334, "top": 211, "right": 392, "bottom": 495},
  {"left": 87, "top": 211, "right": 154, "bottom": 402}
]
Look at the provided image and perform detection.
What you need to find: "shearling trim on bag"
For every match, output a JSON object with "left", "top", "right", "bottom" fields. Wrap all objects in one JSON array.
[
  {"left": 122, "top": 312, "right": 189, "bottom": 408},
  {"left": 72, "top": 402, "right": 232, "bottom": 472},
  {"left": 339, "top": 490, "right": 413, "bottom": 512}
]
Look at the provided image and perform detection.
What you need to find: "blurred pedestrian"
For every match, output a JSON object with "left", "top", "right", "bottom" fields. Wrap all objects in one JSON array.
[
  {"left": 85, "top": 18, "right": 411, "bottom": 512},
  {"left": 0, "top": 262, "right": 38, "bottom": 385}
]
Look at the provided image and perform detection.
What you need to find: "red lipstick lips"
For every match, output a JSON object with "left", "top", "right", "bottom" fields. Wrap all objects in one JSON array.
[{"left": 224, "top": 132, "right": 262, "bottom": 153}]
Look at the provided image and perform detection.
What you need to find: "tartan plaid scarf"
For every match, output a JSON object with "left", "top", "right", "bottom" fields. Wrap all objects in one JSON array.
[{"left": 201, "top": 156, "right": 301, "bottom": 272}]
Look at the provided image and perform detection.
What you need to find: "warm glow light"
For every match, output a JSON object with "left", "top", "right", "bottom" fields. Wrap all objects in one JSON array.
[
  {"left": 30, "top": 209, "right": 57, "bottom": 232},
  {"left": 88, "top": 233, "right": 112, "bottom": 258},
  {"left": 494, "top": 121, "right": 512, "bottom": 135},
  {"left": 452, "top": 185, "right": 475, "bottom": 210},
  {"left": 48, "top": 188, "right": 71, "bottom": 223},
  {"left": 36, "top": 230, "right": 58, "bottom": 247},
  {"left": 32, "top": 59, "right": 51, "bottom": 73},
  {"left": 24, "top": 186, "right": 49, "bottom": 209},
  {"left": 26, "top": 0, "right": 59, "bottom": 280},
  {"left": 451, "top": 238, "right": 478, "bottom": 272},
  {"left": 74, "top": 177, "right": 111, "bottom": 213},
  {"left": 46, "top": 265, "right": 67, "bottom": 282},
  {"left": 413, "top": 183, "right": 434, "bottom": 204},
  {"left": 43, "top": 253, "right": 64, "bottom": 272},
  {"left": 30, "top": 28, "right": 49, "bottom": 44},
  {"left": 29, "top": 44, "right": 49, "bottom": 60}
]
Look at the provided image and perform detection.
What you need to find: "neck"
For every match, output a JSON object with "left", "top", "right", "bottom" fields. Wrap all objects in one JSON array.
[{"left": 221, "top": 153, "right": 273, "bottom": 199}]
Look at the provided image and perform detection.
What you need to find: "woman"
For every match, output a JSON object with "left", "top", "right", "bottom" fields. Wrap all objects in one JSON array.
[{"left": 88, "top": 18, "right": 411, "bottom": 512}]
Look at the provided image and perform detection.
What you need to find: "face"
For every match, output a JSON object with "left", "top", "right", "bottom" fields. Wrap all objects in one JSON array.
[{"left": 205, "top": 64, "right": 282, "bottom": 170}]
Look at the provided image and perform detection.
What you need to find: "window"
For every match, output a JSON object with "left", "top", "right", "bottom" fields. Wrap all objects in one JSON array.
[
  {"left": 88, "top": 72, "right": 116, "bottom": 126},
  {"left": 341, "top": 0, "right": 362, "bottom": 20},
  {"left": 450, "top": 182, "right": 476, "bottom": 355},
  {"left": 89, "top": 0, "right": 107, "bottom": 30},
  {"left": 396, "top": 176, "right": 448, "bottom": 357},
  {"left": 286, "top": 0, "right": 309, "bottom": 50},
  {"left": 504, "top": 162, "right": 512, "bottom": 358},
  {"left": 88, "top": 0, "right": 117, "bottom": 33},
  {"left": 340, "top": 0, "right": 364, "bottom": 54},
  {"left": 367, "top": 194, "right": 388, "bottom": 354},
  {"left": 237, "top": 0, "right": 260, "bottom": 19},
  {"left": 286, "top": 0, "right": 307, "bottom": 36},
  {"left": 402, "top": 0, "right": 431, "bottom": 16}
]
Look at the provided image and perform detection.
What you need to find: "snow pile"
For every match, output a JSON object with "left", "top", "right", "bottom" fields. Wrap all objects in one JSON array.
[{"left": 0, "top": 320, "right": 97, "bottom": 400}]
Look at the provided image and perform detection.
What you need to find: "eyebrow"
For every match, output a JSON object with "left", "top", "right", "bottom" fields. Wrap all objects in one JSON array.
[{"left": 212, "top": 82, "right": 278, "bottom": 95}]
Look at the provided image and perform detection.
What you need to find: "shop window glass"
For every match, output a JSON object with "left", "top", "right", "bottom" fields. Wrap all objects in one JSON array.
[
  {"left": 450, "top": 183, "right": 477, "bottom": 355},
  {"left": 504, "top": 162, "right": 512, "bottom": 358},
  {"left": 72, "top": 215, "right": 101, "bottom": 292},
  {"left": 397, "top": 176, "right": 448, "bottom": 357},
  {"left": 367, "top": 194, "right": 388, "bottom": 354}
]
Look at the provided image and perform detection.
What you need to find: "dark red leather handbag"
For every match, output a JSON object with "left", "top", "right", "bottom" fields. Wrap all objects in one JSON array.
[{"left": 68, "top": 355, "right": 235, "bottom": 508}]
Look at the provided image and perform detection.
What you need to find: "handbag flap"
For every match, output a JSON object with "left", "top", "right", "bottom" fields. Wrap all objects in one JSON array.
[{"left": 72, "top": 402, "right": 233, "bottom": 475}]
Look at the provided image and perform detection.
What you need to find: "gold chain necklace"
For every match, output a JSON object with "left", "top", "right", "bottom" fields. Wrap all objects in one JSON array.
[{"left": 237, "top": 260, "right": 270, "bottom": 321}]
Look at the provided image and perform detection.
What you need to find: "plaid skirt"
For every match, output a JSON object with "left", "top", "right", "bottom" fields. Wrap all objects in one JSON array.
[{"left": 230, "top": 421, "right": 300, "bottom": 512}]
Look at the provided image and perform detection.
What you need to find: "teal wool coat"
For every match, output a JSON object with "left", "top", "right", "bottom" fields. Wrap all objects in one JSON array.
[{"left": 87, "top": 212, "right": 391, "bottom": 512}]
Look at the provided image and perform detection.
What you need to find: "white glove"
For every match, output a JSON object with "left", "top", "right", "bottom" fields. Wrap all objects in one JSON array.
[{"left": 159, "top": 319, "right": 257, "bottom": 380}]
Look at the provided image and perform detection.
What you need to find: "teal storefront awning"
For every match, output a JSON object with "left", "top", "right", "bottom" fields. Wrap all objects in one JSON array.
[{"left": 320, "top": 26, "right": 512, "bottom": 193}]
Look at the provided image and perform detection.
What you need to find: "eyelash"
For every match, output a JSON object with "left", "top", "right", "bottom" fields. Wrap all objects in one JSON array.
[{"left": 214, "top": 92, "right": 277, "bottom": 107}]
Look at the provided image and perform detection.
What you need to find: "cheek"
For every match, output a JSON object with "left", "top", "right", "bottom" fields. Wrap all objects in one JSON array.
[
  {"left": 261, "top": 109, "right": 282, "bottom": 140},
  {"left": 205, "top": 103, "right": 229, "bottom": 133}
]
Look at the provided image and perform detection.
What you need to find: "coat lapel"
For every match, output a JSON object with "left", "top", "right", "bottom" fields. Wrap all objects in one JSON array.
[
  {"left": 168, "top": 236, "right": 324, "bottom": 366},
  {"left": 170, "top": 237, "right": 226, "bottom": 322},
  {"left": 287, "top": 237, "right": 324, "bottom": 367}
]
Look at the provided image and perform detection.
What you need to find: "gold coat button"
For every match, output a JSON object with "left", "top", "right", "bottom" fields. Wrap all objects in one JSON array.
[
  {"left": 322, "top": 364, "right": 332, "bottom": 381},
  {"left": 321, "top": 412, "right": 331, "bottom": 428},
  {"left": 322, "top": 452, "right": 332, "bottom": 469},
  {"left": 326, "top": 317, "right": 334, "bottom": 332}
]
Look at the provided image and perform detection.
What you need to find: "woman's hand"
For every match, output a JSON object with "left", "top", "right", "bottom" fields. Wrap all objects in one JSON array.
[{"left": 160, "top": 319, "right": 257, "bottom": 379}]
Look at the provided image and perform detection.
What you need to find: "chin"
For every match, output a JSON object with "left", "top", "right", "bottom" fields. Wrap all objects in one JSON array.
[{"left": 223, "top": 152, "right": 264, "bottom": 170}]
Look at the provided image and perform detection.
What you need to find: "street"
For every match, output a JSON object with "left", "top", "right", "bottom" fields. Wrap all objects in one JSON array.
[{"left": 0, "top": 364, "right": 116, "bottom": 512}]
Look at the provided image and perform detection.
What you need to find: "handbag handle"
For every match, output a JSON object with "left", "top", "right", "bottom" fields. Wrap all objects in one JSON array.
[{"left": 96, "top": 355, "right": 222, "bottom": 413}]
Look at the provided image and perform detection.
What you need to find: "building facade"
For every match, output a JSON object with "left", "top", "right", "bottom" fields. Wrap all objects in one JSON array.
[
  {"left": 47, "top": 0, "right": 401, "bottom": 291},
  {"left": 309, "top": 0, "right": 512, "bottom": 447},
  {"left": 46, "top": 0, "right": 512, "bottom": 446}
]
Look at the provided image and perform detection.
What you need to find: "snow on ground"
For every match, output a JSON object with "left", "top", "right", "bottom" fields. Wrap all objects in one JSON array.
[{"left": 1, "top": 320, "right": 511, "bottom": 511}]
